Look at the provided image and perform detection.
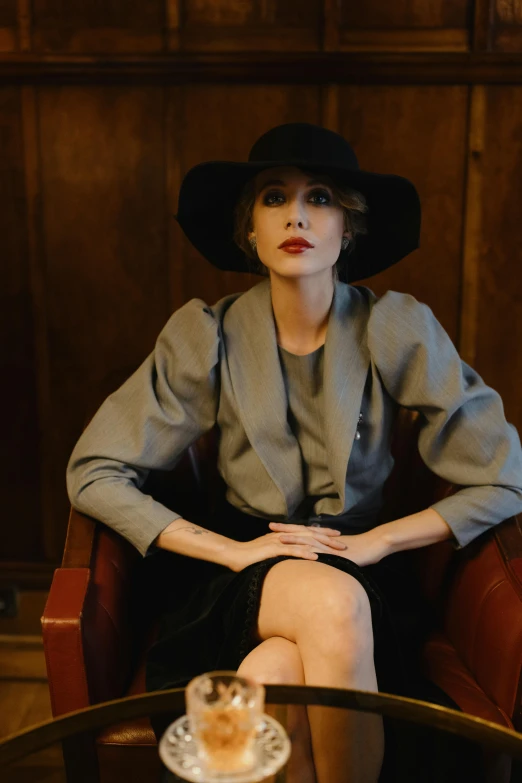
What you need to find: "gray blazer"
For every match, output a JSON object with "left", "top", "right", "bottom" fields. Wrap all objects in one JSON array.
[{"left": 66, "top": 278, "right": 522, "bottom": 557}]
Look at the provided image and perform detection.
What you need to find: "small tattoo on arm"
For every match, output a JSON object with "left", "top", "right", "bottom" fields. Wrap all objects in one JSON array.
[{"left": 166, "top": 525, "right": 208, "bottom": 536}]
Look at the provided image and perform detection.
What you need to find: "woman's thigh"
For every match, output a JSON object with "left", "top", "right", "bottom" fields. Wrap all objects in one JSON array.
[{"left": 254, "top": 558, "right": 374, "bottom": 649}]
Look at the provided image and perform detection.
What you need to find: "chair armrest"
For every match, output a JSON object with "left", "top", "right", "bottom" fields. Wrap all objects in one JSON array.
[
  {"left": 42, "top": 506, "right": 140, "bottom": 714},
  {"left": 417, "top": 511, "right": 522, "bottom": 730},
  {"left": 41, "top": 566, "right": 91, "bottom": 715}
]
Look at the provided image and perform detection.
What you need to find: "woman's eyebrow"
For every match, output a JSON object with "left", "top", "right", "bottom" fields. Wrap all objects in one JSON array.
[{"left": 258, "top": 178, "right": 329, "bottom": 192}]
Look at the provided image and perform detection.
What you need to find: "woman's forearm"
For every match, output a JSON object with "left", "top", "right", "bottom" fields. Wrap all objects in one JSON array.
[
  {"left": 154, "top": 518, "right": 238, "bottom": 569},
  {"left": 374, "top": 507, "right": 456, "bottom": 557}
]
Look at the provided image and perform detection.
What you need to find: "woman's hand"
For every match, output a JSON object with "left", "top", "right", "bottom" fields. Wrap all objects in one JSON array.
[
  {"left": 228, "top": 522, "right": 348, "bottom": 573},
  {"left": 270, "top": 523, "right": 388, "bottom": 568}
]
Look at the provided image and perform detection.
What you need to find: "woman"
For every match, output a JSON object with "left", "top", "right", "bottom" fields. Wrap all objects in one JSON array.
[{"left": 66, "top": 123, "right": 522, "bottom": 782}]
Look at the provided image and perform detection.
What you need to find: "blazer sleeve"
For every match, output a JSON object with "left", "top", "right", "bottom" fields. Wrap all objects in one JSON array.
[
  {"left": 367, "top": 289, "right": 522, "bottom": 550},
  {"left": 66, "top": 298, "right": 220, "bottom": 557}
]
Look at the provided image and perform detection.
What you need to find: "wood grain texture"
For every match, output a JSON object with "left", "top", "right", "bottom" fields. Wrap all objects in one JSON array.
[
  {"left": 16, "top": 0, "right": 32, "bottom": 53},
  {"left": 0, "top": 0, "right": 16, "bottom": 52},
  {"left": 338, "top": 84, "right": 468, "bottom": 343},
  {"left": 459, "top": 85, "right": 486, "bottom": 368},
  {"left": 493, "top": 0, "right": 522, "bottom": 50},
  {"left": 340, "top": 0, "right": 471, "bottom": 28},
  {"left": 474, "top": 86, "right": 522, "bottom": 433},
  {"left": 37, "top": 86, "right": 171, "bottom": 562},
  {"left": 472, "top": 0, "right": 495, "bottom": 50},
  {"left": 31, "top": 0, "right": 165, "bottom": 54},
  {"left": 181, "top": 0, "right": 322, "bottom": 51},
  {"left": 0, "top": 87, "right": 43, "bottom": 563},
  {"left": 338, "top": 28, "right": 469, "bottom": 52}
]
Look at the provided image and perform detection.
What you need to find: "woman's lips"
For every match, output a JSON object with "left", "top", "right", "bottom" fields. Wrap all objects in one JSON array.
[{"left": 280, "top": 245, "right": 312, "bottom": 254}]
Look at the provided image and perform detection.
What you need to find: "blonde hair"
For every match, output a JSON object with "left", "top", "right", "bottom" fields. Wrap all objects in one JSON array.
[{"left": 232, "top": 167, "right": 369, "bottom": 282}]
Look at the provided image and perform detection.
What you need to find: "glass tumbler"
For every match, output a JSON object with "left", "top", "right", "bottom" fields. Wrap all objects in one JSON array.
[{"left": 185, "top": 671, "right": 265, "bottom": 775}]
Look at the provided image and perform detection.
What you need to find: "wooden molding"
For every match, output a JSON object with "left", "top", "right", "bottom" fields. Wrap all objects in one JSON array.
[
  {"left": 0, "top": 563, "right": 56, "bottom": 590},
  {"left": 338, "top": 28, "right": 469, "bottom": 52},
  {"left": 1, "top": 52, "right": 522, "bottom": 84}
]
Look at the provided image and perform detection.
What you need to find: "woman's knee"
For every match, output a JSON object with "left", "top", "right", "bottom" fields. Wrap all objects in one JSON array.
[
  {"left": 237, "top": 636, "right": 305, "bottom": 685},
  {"left": 257, "top": 560, "right": 374, "bottom": 653}
]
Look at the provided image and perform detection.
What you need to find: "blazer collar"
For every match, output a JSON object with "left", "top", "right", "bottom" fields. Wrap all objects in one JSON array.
[{"left": 222, "top": 277, "right": 372, "bottom": 518}]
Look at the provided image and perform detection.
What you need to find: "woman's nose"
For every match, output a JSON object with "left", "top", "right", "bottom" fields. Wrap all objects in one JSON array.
[{"left": 285, "top": 203, "right": 308, "bottom": 228}]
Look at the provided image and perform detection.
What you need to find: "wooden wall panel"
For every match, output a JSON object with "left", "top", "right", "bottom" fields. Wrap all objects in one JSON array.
[
  {"left": 341, "top": 0, "right": 471, "bottom": 28},
  {"left": 474, "top": 86, "right": 522, "bottom": 432},
  {"left": 0, "top": 88, "right": 43, "bottom": 561},
  {"left": 338, "top": 85, "right": 468, "bottom": 343},
  {"left": 181, "top": 0, "right": 323, "bottom": 51},
  {"left": 31, "top": 0, "right": 166, "bottom": 53},
  {"left": 37, "top": 86, "right": 170, "bottom": 560},
  {"left": 0, "top": 0, "right": 17, "bottom": 51},
  {"left": 492, "top": 0, "right": 522, "bottom": 50},
  {"left": 337, "top": 0, "right": 472, "bottom": 51}
]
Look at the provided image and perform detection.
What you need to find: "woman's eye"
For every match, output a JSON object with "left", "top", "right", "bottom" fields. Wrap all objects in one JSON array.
[
  {"left": 309, "top": 189, "right": 331, "bottom": 204},
  {"left": 263, "top": 191, "right": 284, "bottom": 205},
  {"left": 263, "top": 189, "right": 331, "bottom": 206}
]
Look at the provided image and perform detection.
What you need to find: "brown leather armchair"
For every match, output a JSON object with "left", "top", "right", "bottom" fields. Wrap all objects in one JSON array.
[{"left": 42, "top": 404, "right": 522, "bottom": 783}]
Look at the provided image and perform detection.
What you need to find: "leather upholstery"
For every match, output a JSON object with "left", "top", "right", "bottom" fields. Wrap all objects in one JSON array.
[{"left": 42, "top": 405, "right": 522, "bottom": 781}]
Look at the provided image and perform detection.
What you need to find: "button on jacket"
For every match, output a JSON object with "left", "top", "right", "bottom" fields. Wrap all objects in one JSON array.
[{"left": 66, "top": 278, "right": 522, "bottom": 558}]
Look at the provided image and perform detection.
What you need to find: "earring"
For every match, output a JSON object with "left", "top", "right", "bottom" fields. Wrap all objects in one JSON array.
[
  {"left": 341, "top": 237, "right": 350, "bottom": 251},
  {"left": 249, "top": 236, "right": 257, "bottom": 252}
]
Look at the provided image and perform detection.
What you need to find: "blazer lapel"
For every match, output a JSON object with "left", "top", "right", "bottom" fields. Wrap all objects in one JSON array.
[{"left": 223, "top": 277, "right": 372, "bottom": 518}]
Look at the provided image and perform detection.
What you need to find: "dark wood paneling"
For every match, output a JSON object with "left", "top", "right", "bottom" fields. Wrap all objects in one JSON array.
[
  {"left": 475, "top": 86, "right": 522, "bottom": 432},
  {"left": 0, "top": 0, "right": 17, "bottom": 51},
  {"left": 38, "top": 86, "right": 170, "bottom": 560},
  {"left": 0, "top": 0, "right": 16, "bottom": 26},
  {"left": 341, "top": 0, "right": 471, "bottom": 28},
  {"left": 31, "top": 0, "right": 166, "bottom": 53},
  {"left": 181, "top": 0, "right": 323, "bottom": 51},
  {"left": 0, "top": 87, "right": 43, "bottom": 562},
  {"left": 492, "top": 0, "right": 522, "bottom": 50},
  {"left": 338, "top": 85, "right": 468, "bottom": 342},
  {"left": 338, "top": 0, "right": 472, "bottom": 52},
  {"left": 472, "top": 0, "right": 495, "bottom": 50}
]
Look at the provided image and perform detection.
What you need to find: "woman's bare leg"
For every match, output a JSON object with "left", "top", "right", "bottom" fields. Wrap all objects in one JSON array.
[
  {"left": 255, "top": 559, "right": 385, "bottom": 783},
  {"left": 237, "top": 635, "right": 317, "bottom": 783}
]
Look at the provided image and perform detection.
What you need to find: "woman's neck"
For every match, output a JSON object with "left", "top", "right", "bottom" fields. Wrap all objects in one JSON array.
[{"left": 269, "top": 273, "right": 335, "bottom": 354}]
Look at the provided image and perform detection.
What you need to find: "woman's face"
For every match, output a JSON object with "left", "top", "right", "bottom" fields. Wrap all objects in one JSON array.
[{"left": 248, "top": 166, "right": 351, "bottom": 281}]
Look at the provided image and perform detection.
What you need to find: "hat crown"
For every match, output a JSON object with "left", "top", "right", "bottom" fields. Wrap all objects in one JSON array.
[{"left": 248, "top": 122, "right": 360, "bottom": 171}]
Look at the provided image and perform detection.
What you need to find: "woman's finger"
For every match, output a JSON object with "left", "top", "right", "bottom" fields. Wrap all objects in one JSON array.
[
  {"left": 269, "top": 521, "right": 341, "bottom": 536},
  {"left": 279, "top": 534, "right": 347, "bottom": 551}
]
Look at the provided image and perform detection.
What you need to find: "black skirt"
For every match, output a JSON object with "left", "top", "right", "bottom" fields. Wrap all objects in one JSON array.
[{"left": 135, "top": 497, "right": 485, "bottom": 782}]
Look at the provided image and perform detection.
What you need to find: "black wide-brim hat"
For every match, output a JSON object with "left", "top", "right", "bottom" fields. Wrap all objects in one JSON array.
[{"left": 174, "top": 122, "right": 421, "bottom": 284}]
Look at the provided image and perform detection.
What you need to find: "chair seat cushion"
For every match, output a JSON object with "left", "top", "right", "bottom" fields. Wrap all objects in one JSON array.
[
  {"left": 96, "top": 653, "right": 158, "bottom": 746},
  {"left": 421, "top": 630, "right": 514, "bottom": 728}
]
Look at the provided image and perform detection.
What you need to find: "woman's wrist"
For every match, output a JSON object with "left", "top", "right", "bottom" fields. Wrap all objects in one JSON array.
[
  {"left": 155, "top": 518, "right": 241, "bottom": 570},
  {"left": 338, "top": 527, "right": 391, "bottom": 564}
]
